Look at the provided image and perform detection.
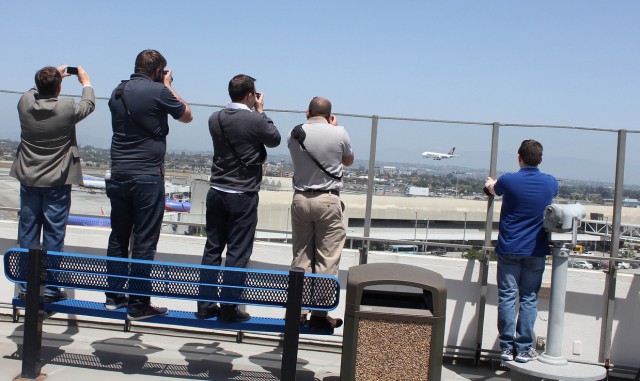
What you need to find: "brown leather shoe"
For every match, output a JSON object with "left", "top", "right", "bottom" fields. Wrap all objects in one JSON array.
[{"left": 309, "top": 315, "right": 343, "bottom": 329}]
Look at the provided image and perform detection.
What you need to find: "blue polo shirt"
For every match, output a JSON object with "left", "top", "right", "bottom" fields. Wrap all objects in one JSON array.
[
  {"left": 108, "top": 74, "right": 185, "bottom": 175},
  {"left": 494, "top": 167, "right": 558, "bottom": 256}
]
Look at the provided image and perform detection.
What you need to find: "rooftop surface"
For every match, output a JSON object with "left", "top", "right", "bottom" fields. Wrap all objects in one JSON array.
[{"left": 0, "top": 314, "right": 510, "bottom": 381}]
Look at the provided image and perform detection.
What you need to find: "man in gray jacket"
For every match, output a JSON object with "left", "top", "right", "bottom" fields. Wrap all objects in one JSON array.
[
  {"left": 11, "top": 65, "right": 95, "bottom": 301},
  {"left": 196, "top": 74, "right": 280, "bottom": 322}
]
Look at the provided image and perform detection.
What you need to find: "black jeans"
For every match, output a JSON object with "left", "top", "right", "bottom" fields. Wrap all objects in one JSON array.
[
  {"left": 105, "top": 174, "right": 165, "bottom": 313},
  {"left": 198, "top": 188, "right": 258, "bottom": 311}
]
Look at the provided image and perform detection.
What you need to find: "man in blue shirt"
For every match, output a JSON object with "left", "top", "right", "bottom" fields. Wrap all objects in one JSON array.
[
  {"left": 485, "top": 139, "right": 558, "bottom": 363},
  {"left": 105, "top": 50, "right": 192, "bottom": 320}
]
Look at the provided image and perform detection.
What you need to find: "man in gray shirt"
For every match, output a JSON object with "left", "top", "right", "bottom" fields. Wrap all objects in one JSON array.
[{"left": 288, "top": 97, "right": 354, "bottom": 329}]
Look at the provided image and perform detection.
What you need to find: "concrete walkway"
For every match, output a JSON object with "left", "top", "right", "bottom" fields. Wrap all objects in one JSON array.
[{"left": 0, "top": 315, "right": 510, "bottom": 381}]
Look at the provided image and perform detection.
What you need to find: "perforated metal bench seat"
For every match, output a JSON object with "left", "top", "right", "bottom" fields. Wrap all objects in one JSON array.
[
  {"left": 4, "top": 248, "right": 340, "bottom": 334},
  {"left": 10, "top": 297, "right": 332, "bottom": 334}
]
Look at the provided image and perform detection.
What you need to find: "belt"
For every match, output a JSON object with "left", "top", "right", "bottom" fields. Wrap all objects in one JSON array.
[{"left": 295, "top": 189, "right": 340, "bottom": 196}]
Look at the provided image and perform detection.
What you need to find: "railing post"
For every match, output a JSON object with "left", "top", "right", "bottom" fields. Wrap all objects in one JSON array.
[
  {"left": 475, "top": 122, "right": 499, "bottom": 364},
  {"left": 358, "top": 247, "right": 368, "bottom": 265},
  {"left": 21, "top": 246, "right": 47, "bottom": 380},
  {"left": 362, "top": 115, "right": 379, "bottom": 264},
  {"left": 281, "top": 267, "right": 305, "bottom": 381},
  {"left": 602, "top": 129, "right": 626, "bottom": 368}
]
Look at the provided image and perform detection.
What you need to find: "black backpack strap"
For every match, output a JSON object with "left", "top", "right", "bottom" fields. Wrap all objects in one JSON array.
[
  {"left": 217, "top": 111, "right": 249, "bottom": 168},
  {"left": 115, "top": 80, "right": 168, "bottom": 138},
  {"left": 291, "top": 124, "right": 342, "bottom": 180}
]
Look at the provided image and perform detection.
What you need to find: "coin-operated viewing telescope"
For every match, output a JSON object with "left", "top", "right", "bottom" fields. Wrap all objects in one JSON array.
[
  {"left": 543, "top": 203, "right": 587, "bottom": 234},
  {"left": 540, "top": 203, "right": 587, "bottom": 366}
]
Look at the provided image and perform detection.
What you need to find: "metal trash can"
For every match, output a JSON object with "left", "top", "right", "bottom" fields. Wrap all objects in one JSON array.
[{"left": 340, "top": 263, "right": 447, "bottom": 381}]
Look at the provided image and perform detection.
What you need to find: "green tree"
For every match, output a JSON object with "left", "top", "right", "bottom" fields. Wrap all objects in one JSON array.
[{"left": 463, "top": 248, "right": 497, "bottom": 261}]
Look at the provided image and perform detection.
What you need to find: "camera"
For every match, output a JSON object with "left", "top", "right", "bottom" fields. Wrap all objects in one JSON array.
[
  {"left": 543, "top": 203, "right": 587, "bottom": 233},
  {"left": 66, "top": 67, "right": 79, "bottom": 75}
]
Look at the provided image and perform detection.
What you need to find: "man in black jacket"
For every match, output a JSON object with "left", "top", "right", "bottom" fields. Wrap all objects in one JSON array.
[{"left": 197, "top": 74, "right": 281, "bottom": 322}]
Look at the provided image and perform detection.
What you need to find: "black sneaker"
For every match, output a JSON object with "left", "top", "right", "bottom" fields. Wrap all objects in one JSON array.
[
  {"left": 44, "top": 291, "right": 67, "bottom": 303},
  {"left": 219, "top": 308, "right": 251, "bottom": 322},
  {"left": 127, "top": 305, "right": 168, "bottom": 321},
  {"left": 309, "top": 315, "right": 343, "bottom": 329},
  {"left": 105, "top": 295, "right": 129, "bottom": 310},
  {"left": 195, "top": 305, "right": 220, "bottom": 320}
]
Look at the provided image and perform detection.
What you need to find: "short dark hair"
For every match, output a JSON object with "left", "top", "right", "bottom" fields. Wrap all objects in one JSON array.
[
  {"left": 134, "top": 49, "right": 167, "bottom": 77},
  {"left": 228, "top": 74, "right": 256, "bottom": 102},
  {"left": 518, "top": 139, "right": 543, "bottom": 166},
  {"left": 308, "top": 97, "right": 332, "bottom": 117},
  {"left": 35, "top": 66, "right": 62, "bottom": 97}
]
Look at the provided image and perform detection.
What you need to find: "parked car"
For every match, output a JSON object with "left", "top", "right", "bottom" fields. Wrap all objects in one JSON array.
[
  {"left": 431, "top": 248, "right": 447, "bottom": 256},
  {"left": 571, "top": 260, "right": 593, "bottom": 270},
  {"left": 589, "top": 260, "right": 603, "bottom": 270},
  {"left": 616, "top": 262, "right": 631, "bottom": 270}
]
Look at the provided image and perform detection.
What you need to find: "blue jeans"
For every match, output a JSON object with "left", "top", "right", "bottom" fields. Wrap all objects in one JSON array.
[
  {"left": 18, "top": 184, "right": 71, "bottom": 297},
  {"left": 497, "top": 254, "right": 546, "bottom": 353},
  {"left": 105, "top": 174, "right": 165, "bottom": 313}
]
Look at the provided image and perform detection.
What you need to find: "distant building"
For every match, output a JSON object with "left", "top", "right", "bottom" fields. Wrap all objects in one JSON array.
[
  {"left": 408, "top": 186, "right": 430, "bottom": 197},
  {"left": 382, "top": 166, "right": 397, "bottom": 175}
]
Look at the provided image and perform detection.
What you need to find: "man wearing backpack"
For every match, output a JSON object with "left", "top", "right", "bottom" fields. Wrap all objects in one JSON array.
[
  {"left": 288, "top": 97, "right": 354, "bottom": 329},
  {"left": 195, "top": 74, "right": 281, "bottom": 322},
  {"left": 105, "top": 49, "right": 192, "bottom": 320}
]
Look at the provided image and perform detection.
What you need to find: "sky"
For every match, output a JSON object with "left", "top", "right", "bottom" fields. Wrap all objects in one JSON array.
[{"left": 0, "top": 1, "right": 638, "bottom": 184}]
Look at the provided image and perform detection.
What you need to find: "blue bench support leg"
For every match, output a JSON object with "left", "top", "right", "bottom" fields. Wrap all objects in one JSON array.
[
  {"left": 281, "top": 267, "right": 305, "bottom": 381},
  {"left": 21, "top": 246, "right": 47, "bottom": 380}
]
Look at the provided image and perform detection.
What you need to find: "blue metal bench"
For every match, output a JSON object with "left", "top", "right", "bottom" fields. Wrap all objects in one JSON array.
[{"left": 4, "top": 246, "right": 341, "bottom": 381}]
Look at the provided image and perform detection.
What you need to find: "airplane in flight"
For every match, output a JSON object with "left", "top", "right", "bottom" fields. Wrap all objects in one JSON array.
[{"left": 421, "top": 147, "right": 460, "bottom": 160}]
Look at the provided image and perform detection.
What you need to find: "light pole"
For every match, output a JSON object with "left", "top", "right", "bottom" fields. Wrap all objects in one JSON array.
[
  {"left": 414, "top": 211, "right": 418, "bottom": 240},
  {"left": 453, "top": 171, "right": 464, "bottom": 198},
  {"left": 463, "top": 212, "right": 467, "bottom": 244}
]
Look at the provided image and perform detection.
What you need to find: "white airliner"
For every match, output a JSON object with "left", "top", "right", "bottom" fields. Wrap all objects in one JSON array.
[
  {"left": 81, "top": 175, "right": 106, "bottom": 190},
  {"left": 421, "top": 147, "right": 460, "bottom": 160}
]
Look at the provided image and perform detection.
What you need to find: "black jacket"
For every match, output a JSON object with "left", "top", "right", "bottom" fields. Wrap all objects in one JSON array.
[{"left": 208, "top": 108, "right": 280, "bottom": 192}]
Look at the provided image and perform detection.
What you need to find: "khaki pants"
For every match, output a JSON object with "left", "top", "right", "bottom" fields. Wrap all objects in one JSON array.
[{"left": 291, "top": 192, "right": 346, "bottom": 317}]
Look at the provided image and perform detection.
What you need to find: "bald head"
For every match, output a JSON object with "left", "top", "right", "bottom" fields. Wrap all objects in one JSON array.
[{"left": 308, "top": 97, "right": 332, "bottom": 118}]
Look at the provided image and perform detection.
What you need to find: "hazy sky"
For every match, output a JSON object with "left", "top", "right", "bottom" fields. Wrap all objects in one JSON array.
[{"left": 0, "top": 1, "right": 638, "bottom": 184}]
